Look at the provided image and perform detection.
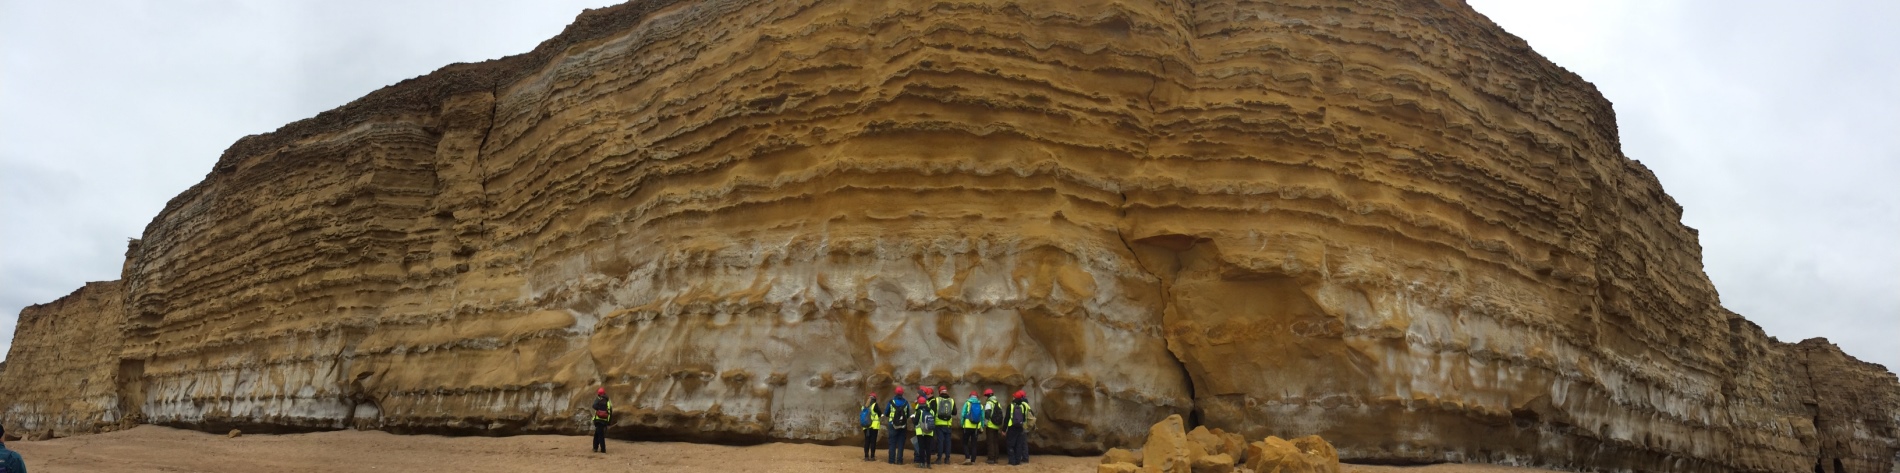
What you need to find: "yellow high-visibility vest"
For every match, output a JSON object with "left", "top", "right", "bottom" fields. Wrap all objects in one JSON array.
[
  {"left": 932, "top": 397, "right": 953, "bottom": 427},
  {"left": 914, "top": 402, "right": 932, "bottom": 436},
  {"left": 960, "top": 398, "right": 982, "bottom": 429},
  {"left": 1005, "top": 401, "right": 1034, "bottom": 428},
  {"left": 592, "top": 399, "right": 614, "bottom": 421},
  {"left": 862, "top": 401, "right": 881, "bottom": 430},
  {"left": 982, "top": 398, "right": 1001, "bottom": 430}
]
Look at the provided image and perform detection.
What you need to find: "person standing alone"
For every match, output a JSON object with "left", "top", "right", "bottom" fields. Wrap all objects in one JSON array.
[
  {"left": 0, "top": 424, "right": 26, "bottom": 473},
  {"left": 860, "top": 392, "right": 882, "bottom": 461},
  {"left": 590, "top": 387, "right": 613, "bottom": 453}
]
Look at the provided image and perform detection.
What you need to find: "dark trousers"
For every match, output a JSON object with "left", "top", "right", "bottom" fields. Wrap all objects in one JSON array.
[
  {"left": 592, "top": 424, "right": 607, "bottom": 452},
  {"left": 963, "top": 427, "right": 980, "bottom": 462},
  {"left": 887, "top": 429, "right": 907, "bottom": 464},
  {"left": 1007, "top": 425, "right": 1027, "bottom": 464},
  {"left": 863, "top": 428, "right": 879, "bottom": 460},
  {"left": 935, "top": 425, "right": 952, "bottom": 462},
  {"left": 916, "top": 433, "right": 933, "bottom": 466},
  {"left": 985, "top": 428, "right": 1003, "bottom": 463}
]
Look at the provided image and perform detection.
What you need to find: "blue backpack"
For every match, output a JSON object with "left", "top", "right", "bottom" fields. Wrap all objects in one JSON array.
[{"left": 860, "top": 405, "right": 872, "bottom": 427}]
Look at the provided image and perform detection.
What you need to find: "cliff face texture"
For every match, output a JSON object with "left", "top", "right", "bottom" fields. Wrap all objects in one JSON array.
[
  {"left": 0, "top": 281, "right": 134, "bottom": 439},
  {"left": 2, "top": 0, "right": 1896, "bottom": 471}
]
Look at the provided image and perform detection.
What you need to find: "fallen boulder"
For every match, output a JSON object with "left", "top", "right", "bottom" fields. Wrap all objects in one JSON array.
[
  {"left": 1117, "top": 416, "right": 1336, "bottom": 473},
  {"left": 1192, "top": 452, "right": 1236, "bottom": 473},
  {"left": 1142, "top": 414, "right": 1192, "bottom": 473},
  {"left": 1187, "top": 426, "right": 1223, "bottom": 458},
  {"left": 1213, "top": 428, "right": 1247, "bottom": 462},
  {"left": 1244, "top": 435, "right": 1339, "bottom": 473},
  {"left": 1290, "top": 435, "right": 1338, "bottom": 472}
]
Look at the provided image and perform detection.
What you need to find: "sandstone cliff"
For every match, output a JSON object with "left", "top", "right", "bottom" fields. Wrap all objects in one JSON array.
[{"left": 2, "top": 0, "right": 1896, "bottom": 471}]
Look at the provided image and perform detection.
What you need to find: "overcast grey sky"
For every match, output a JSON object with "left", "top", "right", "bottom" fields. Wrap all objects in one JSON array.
[{"left": 2, "top": 1, "right": 1895, "bottom": 372}]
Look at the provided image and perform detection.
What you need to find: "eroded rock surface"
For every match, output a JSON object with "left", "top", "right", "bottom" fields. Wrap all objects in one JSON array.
[
  {"left": 1192, "top": 453, "right": 1236, "bottom": 473},
  {"left": 0, "top": 280, "right": 132, "bottom": 436},
  {"left": 1, "top": 0, "right": 1896, "bottom": 471},
  {"left": 1246, "top": 435, "right": 1339, "bottom": 473}
]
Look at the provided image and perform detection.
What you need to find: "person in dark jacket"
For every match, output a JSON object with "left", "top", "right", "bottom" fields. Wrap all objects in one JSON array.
[
  {"left": 934, "top": 385, "right": 953, "bottom": 464},
  {"left": 0, "top": 424, "right": 29, "bottom": 473},
  {"left": 982, "top": 389, "right": 1004, "bottom": 464},
  {"left": 886, "top": 386, "right": 910, "bottom": 465},
  {"left": 590, "top": 387, "right": 613, "bottom": 453},
  {"left": 860, "top": 392, "right": 881, "bottom": 461},
  {"left": 913, "top": 389, "right": 934, "bottom": 468},
  {"left": 1006, "top": 390, "right": 1034, "bottom": 465}
]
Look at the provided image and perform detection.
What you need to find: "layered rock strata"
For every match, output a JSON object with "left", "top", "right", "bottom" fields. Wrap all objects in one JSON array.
[
  {"left": 0, "top": 281, "right": 133, "bottom": 438},
  {"left": 2, "top": 0, "right": 1896, "bottom": 471}
]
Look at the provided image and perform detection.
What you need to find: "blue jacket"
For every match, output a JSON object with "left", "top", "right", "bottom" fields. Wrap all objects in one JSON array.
[
  {"left": 886, "top": 398, "right": 910, "bottom": 429},
  {"left": 0, "top": 442, "right": 26, "bottom": 473},
  {"left": 960, "top": 396, "right": 983, "bottom": 429}
]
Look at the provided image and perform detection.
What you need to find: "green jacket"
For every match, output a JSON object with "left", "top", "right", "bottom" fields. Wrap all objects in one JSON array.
[{"left": 960, "top": 396, "right": 983, "bottom": 429}]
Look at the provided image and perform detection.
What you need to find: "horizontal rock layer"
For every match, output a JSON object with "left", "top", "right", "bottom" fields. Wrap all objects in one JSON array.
[
  {"left": 2, "top": 0, "right": 1896, "bottom": 471},
  {"left": 0, "top": 281, "right": 133, "bottom": 439}
]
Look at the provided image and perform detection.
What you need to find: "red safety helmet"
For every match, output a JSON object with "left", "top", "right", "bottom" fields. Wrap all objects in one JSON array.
[
  {"left": 984, "top": 389, "right": 994, "bottom": 396},
  {"left": 1014, "top": 390, "right": 1026, "bottom": 399},
  {"left": 868, "top": 392, "right": 877, "bottom": 398},
  {"left": 597, "top": 387, "right": 606, "bottom": 395},
  {"left": 938, "top": 385, "right": 949, "bottom": 396},
  {"left": 970, "top": 391, "right": 978, "bottom": 397},
  {"left": 922, "top": 386, "right": 933, "bottom": 395},
  {"left": 896, "top": 386, "right": 905, "bottom": 395}
]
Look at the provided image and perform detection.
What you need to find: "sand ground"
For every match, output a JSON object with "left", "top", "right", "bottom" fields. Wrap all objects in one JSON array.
[{"left": 1, "top": 425, "right": 1559, "bottom": 473}]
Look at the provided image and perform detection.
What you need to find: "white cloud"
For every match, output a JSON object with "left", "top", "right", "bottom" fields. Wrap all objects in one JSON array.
[
  {"left": 1470, "top": 0, "right": 1900, "bottom": 370},
  {"left": 0, "top": 0, "right": 625, "bottom": 360}
]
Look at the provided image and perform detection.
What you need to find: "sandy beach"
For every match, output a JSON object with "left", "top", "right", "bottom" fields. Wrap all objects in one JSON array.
[{"left": 1, "top": 425, "right": 1563, "bottom": 473}]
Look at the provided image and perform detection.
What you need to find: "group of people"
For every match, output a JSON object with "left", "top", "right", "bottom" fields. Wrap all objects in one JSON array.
[
  {"left": 857, "top": 385, "right": 1035, "bottom": 468},
  {"left": 583, "top": 385, "right": 1036, "bottom": 468}
]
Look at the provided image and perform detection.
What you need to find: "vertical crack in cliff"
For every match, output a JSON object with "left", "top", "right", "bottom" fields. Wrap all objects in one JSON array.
[
  {"left": 1798, "top": 345, "right": 1830, "bottom": 469},
  {"left": 472, "top": 87, "right": 499, "bottom": 238},
  {"left": 1113, "top": 189, "right": 1200, "bottom": 426},
  {"left": 1144, "top": 58, "right": 1165, "bottom": 116},
  {"left": 1124, "top": 51, "right": 1200, "bottom": 424},
  {"left": 1113, "top": 192, "right": 1143, "bottom": 272}
]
